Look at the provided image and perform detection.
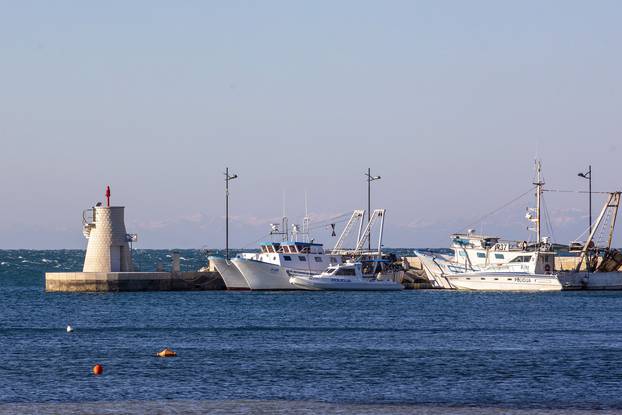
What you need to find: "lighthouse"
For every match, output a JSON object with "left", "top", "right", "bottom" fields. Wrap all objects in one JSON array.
[
  {"left": 45, "top": 186, "right": 225, "bottom": 292},
  {"left": 82, "top": 186, "right": 134, "bottom": 272}
]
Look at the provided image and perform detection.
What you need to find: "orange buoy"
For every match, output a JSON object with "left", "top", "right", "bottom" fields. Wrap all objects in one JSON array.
[
  {"left": 92, "top": 364, "right": 103, "bottom": 375},
  {"left": 156, "top": 348, "right": 177, "bottom": 357}
]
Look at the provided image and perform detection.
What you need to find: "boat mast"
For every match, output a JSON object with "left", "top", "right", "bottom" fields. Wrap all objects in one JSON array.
[{"left": 533, "top": 160, "right": 544, "bottom": 250}]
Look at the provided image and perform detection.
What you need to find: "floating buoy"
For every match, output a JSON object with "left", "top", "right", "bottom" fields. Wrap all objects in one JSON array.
[
  {"left": 66, "top": 325, "right": 74, "bottom": 333},
  {"left": 92, "top": 364, "right": 103, "bottom": 375},
  {"left": 156, "top": 348, "right": 177, "bottom": 357}
]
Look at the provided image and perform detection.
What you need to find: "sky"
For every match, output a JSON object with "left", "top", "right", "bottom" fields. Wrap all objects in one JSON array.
[{"left": 0, "top": 1, "right": 621, "bottom": 249}]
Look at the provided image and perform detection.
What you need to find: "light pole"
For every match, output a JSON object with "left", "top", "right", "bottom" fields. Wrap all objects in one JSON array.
[
  {"left": 578, "top": 165, "right": 592, "bottom": 236},
  {"left": 578, "top": 165, "right": 592, "bottom": 270},
  {"left": 365, "top": 168, "right": 381, "bottom": 251},
  {"left": 225, "top": 167, "right": 238, "bottom": 260}
]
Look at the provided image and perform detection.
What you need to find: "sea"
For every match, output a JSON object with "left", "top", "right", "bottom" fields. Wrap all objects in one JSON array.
[{"left": 1, "top": 249, "right": 622, "bottom": 414}]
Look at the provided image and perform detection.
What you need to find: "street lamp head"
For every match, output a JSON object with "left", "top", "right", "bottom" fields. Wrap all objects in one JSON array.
[
  {"left": 231, "top": 174, "right": 238, "bottom": 180},
  {"left": 578, "top": 173, "right": 586, "bottom": 178},
  {"left": 373, "top": 175, "right": 381, "bottom": 180}
]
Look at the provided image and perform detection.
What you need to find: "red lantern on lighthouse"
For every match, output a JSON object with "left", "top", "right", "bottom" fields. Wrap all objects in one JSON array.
[{"left": 105, "top": 186, "right": 111, "bottom": 207}]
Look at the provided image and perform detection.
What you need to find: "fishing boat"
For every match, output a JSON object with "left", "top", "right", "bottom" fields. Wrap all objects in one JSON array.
[
  {"left": 208, "top": 256, "right": 249, "bottom": 290},
  {"left": 417, "top": 249, "right": 561, "bottom": 291},
  {"left": 232, "top": 240, "right": 342, "bottom": 290},
  {"left": 289, "top": 260, "right": 403, "bottom": 291},
  {"left": 417, "top": 161, "right": 562, "bottom": 291},
  {"left": 557, "top": 191, "right": 622, "bottom": 289},
  {"left": 234, "top": 209, "right": 392, "bottom": 290}
]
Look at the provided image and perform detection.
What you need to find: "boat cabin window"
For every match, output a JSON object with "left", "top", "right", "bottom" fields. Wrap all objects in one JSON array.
[
  {"left": 335, "top": 268, "right": 356, "bottom": 276},
  {"left": 495, "top": 254, "right": 505, "bottom": 259},
  {"left": 476, "top": 252, "right": 486, "bottom": 258},
  {"left": 298, "top": 256, "right": 306, "bottom": 261},
  {"left": 458, "top": 251, "right": 467, "bottom": 257},
  {"left": 266, "top": 246, "right": 274, "bottom": 253},
  {"left": 314, "top": 257, "right": 323, "bottom": 262},
  {"left": 509, "top": 255, "right": 531, "bottom": 263},
  {"left": 329, "top": 257, "right": 337, "bottom": 264},
  {"left": 261, "top": 246, "right": 268, "bottom": 253},
  {"left": 283, "top": 255, "right": 292, "bottom": 261},
  {"left": 290, "top": 245, "right": 299, "bottom": 253},
  {"left": 299, "top": 246, "right": 310, "bottom": 254}
]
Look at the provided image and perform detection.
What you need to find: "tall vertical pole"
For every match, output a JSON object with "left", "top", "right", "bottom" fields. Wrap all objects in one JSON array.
[
  {"left": 588, "top": 165, "right": 592, "bottom": 272},
  {"left": 367, "top": 168, "right": 371, "bottom": 251},
  {"left": 225, "top": 167, "right": 229, "bottom": 260},
  {"left": 224, "top": 168, "right": 238, "bottom": 260},
  {"left": 589, "top": 165, "right": 592, "bottom": 236},
  {"left": 534, "top": 160, "right": 543, "bottom": 249}
]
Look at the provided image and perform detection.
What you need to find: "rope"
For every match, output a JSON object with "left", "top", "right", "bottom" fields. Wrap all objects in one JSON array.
[
  {"left": 541, "top": 196, "right": 557, "bottom": 243},
  {"left": 594, "top": 208, "right": 612, "bottom": 248},
  {"left": 544, "top": 189, "right": 610, "bottom": 194},
  {"left": 306, "top": 212, "right": 352, "bottom": 231},
  {"left": 239, "top": 212, "right": 352, "bottom": 249},
  {"left": 461, "top": 187, "right": 536, "bottom": 232},
  {"left": 240, "top": 232, "right": 273, "bottom": 249}
]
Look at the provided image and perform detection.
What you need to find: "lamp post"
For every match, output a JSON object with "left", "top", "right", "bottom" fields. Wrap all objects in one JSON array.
[
  {"left": 225, "top": 167, "right": 238, "bottom": 260},
  {"left": 578, "top": 165, "right": 592, "bottom": 270},
  {"left": 578, "top": 165, "right": 592, "bottom": 236},
  {"left": 365, "top": 168, "right": 381, "bottom": 251}
]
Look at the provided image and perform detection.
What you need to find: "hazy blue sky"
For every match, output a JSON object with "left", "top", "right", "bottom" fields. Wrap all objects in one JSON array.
[{"left": 0, "top": 1, "right": 620, "bottom": 249}]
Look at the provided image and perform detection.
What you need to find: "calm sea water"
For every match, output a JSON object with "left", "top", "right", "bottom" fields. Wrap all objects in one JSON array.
[{"left": 1, "top": 249, "right": 622, "bottom": 414}]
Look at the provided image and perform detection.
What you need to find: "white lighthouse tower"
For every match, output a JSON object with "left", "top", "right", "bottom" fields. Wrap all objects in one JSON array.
[{"left": 82, "top": 186, "right": 134, "bottom": 272}]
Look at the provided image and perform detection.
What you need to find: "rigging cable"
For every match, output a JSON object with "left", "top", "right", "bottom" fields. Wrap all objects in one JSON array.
[
  {"left": 461, "top": 186, "right": 536, "bottom": 232},
  {"left": 541, "top": 195, "right": 557, "bottom": 243}
]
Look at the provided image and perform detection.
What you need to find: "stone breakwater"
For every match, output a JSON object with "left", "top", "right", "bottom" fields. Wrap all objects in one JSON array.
[{"left": 45, "top": 271, "right": 225, "bottom": 292}]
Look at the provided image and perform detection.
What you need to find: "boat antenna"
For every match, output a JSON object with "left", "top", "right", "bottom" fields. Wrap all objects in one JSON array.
[
  {"left": 303, "top": 190, "right": 310, "bottom": 242},
  {"left": 282, "top": 189, "right": 288, "bottom": 241},
  {"left": 533, "top": 159, "right": 544, "bottom": 249}
]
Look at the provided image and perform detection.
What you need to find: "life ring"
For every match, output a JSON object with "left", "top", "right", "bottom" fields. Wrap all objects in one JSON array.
[
  {"left": 544, "top": 263, "right": 551, "bottom": 274},
  {"left": 520, "top": 241, "right": 528, "bottom": 251}
]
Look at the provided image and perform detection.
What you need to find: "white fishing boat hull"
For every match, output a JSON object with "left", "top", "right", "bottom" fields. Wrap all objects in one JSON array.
[
  {"left": 558, "top": 271, "right": 622, "bottom": 290},
  {"left": 415, "top": 251, "right": 457, "bottom": 289},
  {"left": 231, "top": 258, "right": 306, "bottom": 290},
  {"left": 447, "top": 272, "right": 562, "bottom": 291},
  {"left": 289, "top": 275, "right": 404, "bottom": 291},
  {"left": 208, "top": 256, "right": 250, "bottom": 290}
]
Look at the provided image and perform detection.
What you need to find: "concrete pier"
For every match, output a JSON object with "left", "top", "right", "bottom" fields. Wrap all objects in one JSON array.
[{"left": 45, "top": 271, "right": 225, "bottom": 292}]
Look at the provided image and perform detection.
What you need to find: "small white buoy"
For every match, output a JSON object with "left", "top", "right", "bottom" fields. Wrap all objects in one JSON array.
[{"left": 66, "top": 325, "right": 74, "bottom": 333}]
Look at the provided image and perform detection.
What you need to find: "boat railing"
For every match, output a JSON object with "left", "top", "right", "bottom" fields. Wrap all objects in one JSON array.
[{"left": 82, "top": 208, "right": 94, "bottom": 225}]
